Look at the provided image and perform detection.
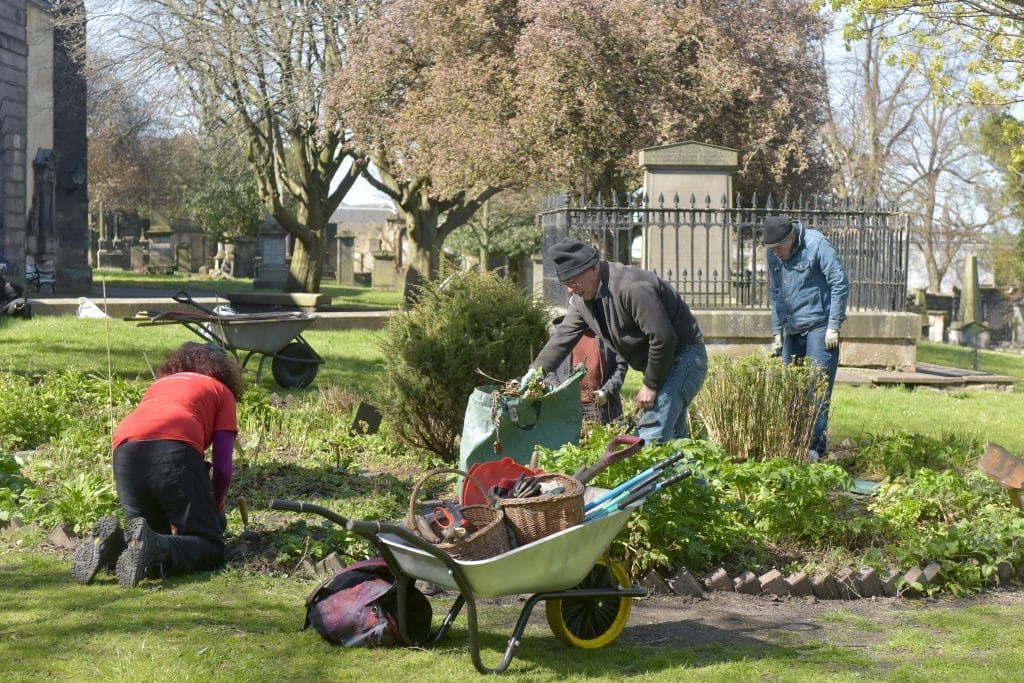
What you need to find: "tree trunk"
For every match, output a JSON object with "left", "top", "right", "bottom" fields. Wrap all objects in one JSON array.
[
  {"left": 287, "top": 232, "right": 324, "bottom": 293},
  {"left": 402, "top": 210, "right": 441, "bottom": 304}
]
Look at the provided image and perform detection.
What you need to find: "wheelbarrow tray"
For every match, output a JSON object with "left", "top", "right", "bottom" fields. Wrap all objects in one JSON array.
[
  {"left": 140, "top": 309, "right": 317, "bottom": 354},
  {"left": 377, "top": 504, "right": 637, "bottom": 598},
  {"left": 205, "top": 312, "right": 318, "bottom": 354}
]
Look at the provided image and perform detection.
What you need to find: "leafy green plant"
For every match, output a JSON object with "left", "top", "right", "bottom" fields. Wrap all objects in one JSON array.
[
  {"left": 694, "top": 354, "right": 828, "bottom": 462},
  {"left": 376, "top": 269, "right": 549, "bottom": 462},
  {"left": 719, "top": 459, "right": 860, "bottom": 546},
  {"left": 856, "top": 430, "right": 982, "bottom": 480},
  {"left": 0, "top": 374, "right": 64, "bottom": 450}
]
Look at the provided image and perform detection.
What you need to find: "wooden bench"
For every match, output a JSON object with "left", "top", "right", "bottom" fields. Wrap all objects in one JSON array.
[{"left": 978, "top": 443, "right": 1024, "bottom": 513}]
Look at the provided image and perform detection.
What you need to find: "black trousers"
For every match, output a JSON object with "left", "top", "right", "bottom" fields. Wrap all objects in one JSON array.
[{"left": 113, "top": 439, "right": 225, "bottom": 574}]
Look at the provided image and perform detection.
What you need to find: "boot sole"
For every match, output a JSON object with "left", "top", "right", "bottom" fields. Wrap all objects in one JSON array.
[
  {"left": 116, "top": 518, "right": 164, "bottom": 588},
  {"left": 71, "top": 515, "right": 125, "bottom": 585}
]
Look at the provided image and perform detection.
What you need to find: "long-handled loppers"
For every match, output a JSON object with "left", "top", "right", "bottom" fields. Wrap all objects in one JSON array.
[
  {"left": 584, "top": 450, "right": 686, "bottom": 512},
  {"left": 584, "top": 467, "right": 693, "bottom": 522}
]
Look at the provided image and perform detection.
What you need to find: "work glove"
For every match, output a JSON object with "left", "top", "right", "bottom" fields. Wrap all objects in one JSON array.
[
  {"left": 519, "top": 368, "right": 536, "bottom": 393},
  {"left": 771, "top": 334, "right": 783, "bottom": 356},
  {"left": 593, "top": 390, "right": 608, "bottom": 406},
  {"left": 825, "top": 328, "right": 840, "bottom": 351}
]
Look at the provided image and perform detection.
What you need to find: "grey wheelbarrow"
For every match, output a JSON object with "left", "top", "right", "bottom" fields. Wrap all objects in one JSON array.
[{"left": 128, "top": 290, "right": 324, "bottom": 389}]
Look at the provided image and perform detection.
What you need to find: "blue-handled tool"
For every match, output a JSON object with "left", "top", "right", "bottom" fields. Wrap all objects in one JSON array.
[
  {"left": 584, "top": 450, "right": 685, "bottom": 512},
  {"left": 584, "top": 468, "right": 693, "bottom": 522}
]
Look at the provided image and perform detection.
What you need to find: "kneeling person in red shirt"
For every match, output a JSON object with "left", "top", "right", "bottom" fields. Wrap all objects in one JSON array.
[{"left": 72, "top": 342, "right": 242, "bottom": 587}]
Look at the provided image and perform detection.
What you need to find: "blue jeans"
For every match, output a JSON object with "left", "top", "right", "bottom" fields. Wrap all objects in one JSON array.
[
  {"left": 782, "top": 325, "right": 839, "bottom": 454},
  {"left": 638, "top": 342, "right": 709, "bottom": 444}
]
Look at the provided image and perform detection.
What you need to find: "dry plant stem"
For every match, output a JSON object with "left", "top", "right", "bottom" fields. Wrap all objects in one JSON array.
[{"left": 103, "top": 279, "right": 115, "bottom": 452}]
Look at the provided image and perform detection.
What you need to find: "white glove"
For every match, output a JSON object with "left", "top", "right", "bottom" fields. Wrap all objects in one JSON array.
[
  {"left": 593, "top": 390, "right": 608, "bottom": 406},
  {"left": 519, "top": 369, "right": 536, "bottom": 393},
  {"left": 825, "top": 328, "right": 840, "bottom": 351},
  {"left": 771, "top": 334, "right": 783, "bottom": 356}
]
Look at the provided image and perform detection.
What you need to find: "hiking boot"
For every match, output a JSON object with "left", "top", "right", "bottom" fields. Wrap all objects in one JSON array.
[
  {"left": 71, "top": 515, "right": 126, "bottom": 585},
  {"left": 115, "top": 518, "right": 169, "bottom": 588}
]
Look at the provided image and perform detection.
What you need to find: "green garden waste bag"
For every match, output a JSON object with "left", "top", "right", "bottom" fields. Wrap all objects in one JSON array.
[{"left": 459, "top": 365, "right": 585, "bottom": 473}]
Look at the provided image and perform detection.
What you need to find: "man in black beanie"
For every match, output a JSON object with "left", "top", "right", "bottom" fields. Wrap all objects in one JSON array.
[
  {"left": 521, "top": 237, "right": 707, "bottom": 443},
  {"left": 763, "top": 215, "right": 849, "bottom": 461}
]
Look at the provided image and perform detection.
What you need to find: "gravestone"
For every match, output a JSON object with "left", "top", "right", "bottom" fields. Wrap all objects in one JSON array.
[
  {"left": 372, "top": 253, "right": 396, "bottom": 288},
  {"left": 254, "top": 218, "right": 289, "bottom": 289},
  {"left": 231, "top": 238, "right": 257, "bottom": 279},
  {"left": 637, "top": 141, "right": 738, "bottom": 306},
  {"left": 146, "top": 229, "right": 175, "bottom": 274},
  {"left": 336, "top": 233, "right": 355, "bottom": 285}
]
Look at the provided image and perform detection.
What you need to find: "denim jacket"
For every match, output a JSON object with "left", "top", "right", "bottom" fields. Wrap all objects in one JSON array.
[{"left": 768, "top": 223, "right": 849, "bottom": 335}]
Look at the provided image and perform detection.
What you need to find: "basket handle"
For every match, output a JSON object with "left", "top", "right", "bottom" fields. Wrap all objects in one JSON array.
[{"left": 406, "top": 467, "right": 500, "bottom": 529}]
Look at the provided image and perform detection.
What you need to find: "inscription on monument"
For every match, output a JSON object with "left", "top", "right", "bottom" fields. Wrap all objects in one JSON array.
[{"left": 640, "top": 143, "right": 738, "bottom": 169}]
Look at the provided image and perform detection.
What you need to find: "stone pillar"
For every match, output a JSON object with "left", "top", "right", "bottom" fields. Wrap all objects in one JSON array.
[
  {"left": 336, "top": 232, "right": 355, "bottom": 285},
  {"left": 962, "top": 254, "right": 982, "bottom": 324},
  {"left": 637, "top": 142, "right": 738, "bottom": 307},
  {"left": 530, "top": 253, "right": 544, "bottom": 298}
]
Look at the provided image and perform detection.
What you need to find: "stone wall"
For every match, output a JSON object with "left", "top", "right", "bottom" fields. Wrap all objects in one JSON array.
[
  {"left": 698, "top": 310, "right": 919, "bottom": 368},
  {"left": 0, "top": 1, "right": 28, "bottom": 279}
]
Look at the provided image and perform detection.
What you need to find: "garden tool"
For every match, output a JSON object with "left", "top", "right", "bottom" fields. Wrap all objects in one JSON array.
[
  {"left": 584, "top": 450, "right": 685, "bottom": 512},
  {"left": 584, "top": 468, "right": 693, "bottom": 523},
  {"left": 432, "top": 501, "right": 466, "bottom": 531},
  {"left": 509, "top": 473, "right": 542, "bottom": 499},
  {"left": 573, "top": 435, "right": 645, "bottom": 485},
  {"left": 236, "top": 496, "right": 259, "bottom": 543}
]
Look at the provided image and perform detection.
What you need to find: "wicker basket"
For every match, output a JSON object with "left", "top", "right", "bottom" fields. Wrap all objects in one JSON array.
[
  {"left": 406, "top": 468, "right": 510, "bottom": 561},
  {"left": 500, "top": 473, "right": 584, "bottom": 546}
]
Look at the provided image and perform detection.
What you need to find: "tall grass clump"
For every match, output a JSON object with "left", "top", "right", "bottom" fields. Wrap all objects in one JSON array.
[
  {"left": 377, "top": 270, "right": 549, "bottom": 463},
  {"left": 695, "top": 354, "right": 828, "bottom": 462}
]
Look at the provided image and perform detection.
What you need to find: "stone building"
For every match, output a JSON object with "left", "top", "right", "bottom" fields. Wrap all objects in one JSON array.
[
  {"left": 329, "top": 203, "right": 403, "bottom": 278},
  {"left": 0, "top": 0, "right": 90, "bottom": 293}
]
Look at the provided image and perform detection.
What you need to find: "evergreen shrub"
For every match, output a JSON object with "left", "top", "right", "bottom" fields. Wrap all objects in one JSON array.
[{"left": 376, "top": 270, "right": 549, "bottom": 462}]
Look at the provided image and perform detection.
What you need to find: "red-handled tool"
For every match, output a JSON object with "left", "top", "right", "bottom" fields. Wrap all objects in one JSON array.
[
  {"left": 432, "top": 501, "right": 465, "bottom": 529},
  {"left": 573, "top": 435, "right": 645, "bottom": 485}
]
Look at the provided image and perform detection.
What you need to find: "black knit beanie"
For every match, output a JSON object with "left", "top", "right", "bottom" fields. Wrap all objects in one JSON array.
[{"left": 550, "top": 238, "right": 599, "bottom": 282}]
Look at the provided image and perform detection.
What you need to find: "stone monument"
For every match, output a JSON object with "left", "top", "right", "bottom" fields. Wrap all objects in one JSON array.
[
  {"left": 638, "top": 141, "right": 738, "bottom": 306},
  {"left": 254, "top": 216, "right": 289, "bottom": 290}
]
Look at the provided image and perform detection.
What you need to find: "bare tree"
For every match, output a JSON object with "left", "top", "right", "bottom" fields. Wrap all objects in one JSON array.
[
  {"left": 824, "top": 18, "right": 1006, "bottom": 292},
  {"left": 58, "top": 0, "right": 366, "bottom": 292}
]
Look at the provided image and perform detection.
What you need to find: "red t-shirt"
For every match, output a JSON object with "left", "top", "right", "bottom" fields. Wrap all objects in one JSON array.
[{"left": 113, "top": 372, "right": 238, "bottom": 455}]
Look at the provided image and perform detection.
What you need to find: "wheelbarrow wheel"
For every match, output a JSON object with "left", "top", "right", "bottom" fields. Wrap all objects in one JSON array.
[
  {"left": 545, "top": 558, "right": 632, "bottom": 649},
  {"left": 271, "top": 342, "right": 319, "bottom": 389}
]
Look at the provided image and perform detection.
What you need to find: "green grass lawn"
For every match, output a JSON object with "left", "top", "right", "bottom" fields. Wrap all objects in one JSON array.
[
  {"left": 3, "top": 548, "right": 1024, "bottom": 682},
  {"left": 918, "top": 340, "right": 1024, "bottom": 381},
  {"left": 5, "top": 316, "right": 1023, "bottom": 449}
]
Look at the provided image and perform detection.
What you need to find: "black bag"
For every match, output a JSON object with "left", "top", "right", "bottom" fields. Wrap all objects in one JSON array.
[{"left": 304, "top": 557, "right": 432, "bottom": 647}]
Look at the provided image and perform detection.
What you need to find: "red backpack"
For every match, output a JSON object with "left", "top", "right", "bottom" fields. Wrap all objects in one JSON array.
[{"left": 304, "top": 557, "right": 432, "bottom": 647}]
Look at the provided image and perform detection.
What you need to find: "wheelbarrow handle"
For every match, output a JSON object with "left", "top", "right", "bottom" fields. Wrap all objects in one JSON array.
[
  {"left": 172, "top": 289, "right": 217, "bottom": 315},
  {"left": 573, "top": 435, "right": 645, "bottom": 484}
]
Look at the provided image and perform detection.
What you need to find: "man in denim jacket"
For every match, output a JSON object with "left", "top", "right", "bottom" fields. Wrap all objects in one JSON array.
[{"left": 764, "top": 216, "right": 849, "bottom": 460}]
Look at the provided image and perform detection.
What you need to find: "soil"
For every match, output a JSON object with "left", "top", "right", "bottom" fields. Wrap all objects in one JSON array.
[{"left": 621, "top": 588, "right": 1024, "bottom": 648}]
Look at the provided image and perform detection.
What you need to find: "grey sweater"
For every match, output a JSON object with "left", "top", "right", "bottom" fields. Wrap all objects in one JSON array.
[{"left": 534, "top": 261, "right": 702, "bottom": 391}]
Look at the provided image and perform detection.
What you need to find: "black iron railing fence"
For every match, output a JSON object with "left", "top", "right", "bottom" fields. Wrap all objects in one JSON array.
[{"left": 538, "top": 192, "right": 909, "bottom": 312}]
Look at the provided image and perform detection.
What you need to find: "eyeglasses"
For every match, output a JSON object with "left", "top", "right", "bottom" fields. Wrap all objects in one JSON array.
[{"left": 561, "top": 275, "right": 583, "bottom": 289}]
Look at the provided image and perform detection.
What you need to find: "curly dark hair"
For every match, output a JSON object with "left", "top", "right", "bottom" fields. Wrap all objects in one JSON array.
[{"left": 157, "top": 342, "right": 244, "bottom": 399}]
